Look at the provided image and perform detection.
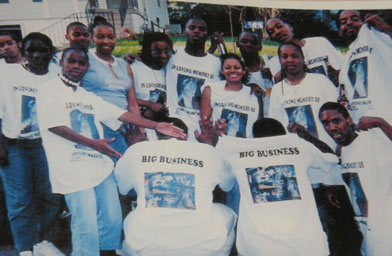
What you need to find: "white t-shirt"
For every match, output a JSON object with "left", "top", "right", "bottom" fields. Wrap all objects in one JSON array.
[
  {"left": 202, "top": 80, "right": 260, "bottom": 138},
  {"left": 114, "top": 139, "right": 236, "bottom": 256},
  {"left": 166, "top": 48, "right": 221, "bottom": 141},
  {"left": 268, "top": 73, "right": 338, "bottom": 149},
  {"left": 217, "top": 134, "right": 339, "bottom": 256},
  {"left": 339, "top": 130, "right": 392, "bottom": 256},
  {"left": 247, "top": 69, "right": 274, "bottom": 117},
  {"left": 131, "top": 60, "right": 167, "bottom": 141},
  {"left": 339, "top": 25, "right": 392, "bottom": 124},
  {"left": 269, "top": 37, "right": 343, "bottom": 82},
  {"left": 0, "top": 64, "right": 56, "bottom": 139},
  {"left": 37, "top": 77, "right": 126, "bottom": 194}
]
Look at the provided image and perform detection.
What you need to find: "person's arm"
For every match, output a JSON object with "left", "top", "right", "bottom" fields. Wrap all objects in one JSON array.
[
  {"left": 200, "top": 86, "right": 212, "bottom": 121},
  {"left": 207, "top": 32, "right": 225, "bottom": 55},
  {"left": 196, "top": 86, "right": 214, "bottom": 144},
  {"left": 357, "top": 116, "right": 392, "bottom": 141},
  {"left": 49, "top": 126, "right": 122, "bottom": 158},
  {"left": 0, "top": 120, "right": 8, "bottom": 168},
  {"left": 364, "top": 14, "right": 392, "bottom": 37}
]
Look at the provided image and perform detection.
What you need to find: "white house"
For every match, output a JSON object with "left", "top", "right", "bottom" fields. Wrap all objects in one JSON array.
[{"left": 0, "top": 0, "right": 169, "bottom": 46}]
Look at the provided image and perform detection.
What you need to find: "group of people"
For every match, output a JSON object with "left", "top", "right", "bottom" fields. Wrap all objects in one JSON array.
[{"left": 0, "top": 9, "right": 391, "bottom": 256}]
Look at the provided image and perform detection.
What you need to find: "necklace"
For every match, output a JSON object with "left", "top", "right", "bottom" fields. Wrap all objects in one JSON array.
[{"left": 59, "top": 74, "right": 81, "bottom": 90}]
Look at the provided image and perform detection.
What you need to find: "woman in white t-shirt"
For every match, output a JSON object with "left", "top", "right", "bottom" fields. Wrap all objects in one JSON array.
[{"left": 200, "top": 53, "right": 262, "bottom": 143}]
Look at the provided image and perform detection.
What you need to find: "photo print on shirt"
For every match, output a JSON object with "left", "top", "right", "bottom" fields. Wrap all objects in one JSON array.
[
  {"left": 348, "top": 57, "right": 368, "bottom": 99},
  {"left": 70, "top": 109, "right": 100, "bottom": 150},
  {"left": 21, "top": 95, "right": 39, "bottom": 134},
  {"left": 342, "top": 172, "right": 368, "bottom": 217},
  {"left": 286, "top": 105, "right": 318, "bottom": 139},
  {"left": 149, "top": 88, "right": 166, "bottom": 104},
  {"left": 144, "top": 172, "right": 196, "bottom": 210},
  {"left": 221, "top": 109, "right": 248, "bottom": 138},
  {"left": 176, "top": 74, "right": 204, "bottom": 110},
  {"left": 246, "top": 165, "right": 301, "bottom": 204}
]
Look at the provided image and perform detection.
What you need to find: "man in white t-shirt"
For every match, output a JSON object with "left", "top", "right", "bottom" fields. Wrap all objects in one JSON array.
[
  {"left": 37, "top": 48, "right": 185, "bottom": 256},
  {"left": 166, "top": 17, "right": 221, "bottom": 141},
  {"left": 114, "top": 117, "right": 237, "bottom": 256},
  {"left": 319, "top": 102, "right": 392, "bottom": 256},
  {"left": 217, "top": 118, "right": 339, "bottom": 256},
  {"left": 337, "top": 10, "right": 392, "bottom": 125}
]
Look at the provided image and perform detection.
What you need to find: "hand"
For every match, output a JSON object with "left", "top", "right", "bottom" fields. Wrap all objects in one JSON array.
[
  {"left": 124, "top": 53, "right": 140, "bottom": 64},
  {"left": 122, "top": 125, "right": 147, "bottom": 146},
  {"left": 0, "top": 143, "right": 9, "bottom": 168},
  {"left": 195, "top": 117, "right": 213, "bottom": 144},
  {"left": 357, "top": 116, "right": 383, "bottom": 131},
  {"left": 89, "top": 138, "right": 122, "bottom": 158},
  {"left": 248, "top": 83, "right": 266, "bottom": 98},
  {"left": 364, "top": 14, "right": 392, "bottom": 34},
  {"left": 149, "top": 102, "right": 166, "bottom": 112},
  {"left": 156, "top": 122, "right": 186, "bottom": 139},
  {"left": 287, "top": 122, "right": 308, "bottom": 138},
  {"left": 214, "top": 119, "right": 228, "bottom": 137},
  {"left": 211, "top": 31, "right": 224, "bottom": 47},
  {"left": 327, "top": 191, "right": 341, "bottom": 209},
  {"left": 274, "top": 71, "right": 283, "bottom": 83},
  {"left": 260, "top": 67, "right": 273, "bottom": 80}
]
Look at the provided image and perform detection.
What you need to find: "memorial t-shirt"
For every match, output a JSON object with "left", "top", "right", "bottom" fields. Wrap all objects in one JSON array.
[
  {"left": 37, "top": 77, "right": 126, "bottom": 194},
  {"left": 217, "top": 134, "right": 338, "bottom": 256},
  {"left": 166, "top": 48, "right": 221, "bottom": 141}
]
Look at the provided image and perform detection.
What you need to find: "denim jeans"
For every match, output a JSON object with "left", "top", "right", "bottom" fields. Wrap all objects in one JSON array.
[
  {"left": 0, "top": 138, "right": 61, "bottom": 252},
  {"left": 102, "top": 123, "right": 128, "bottom": 163},
  {"left": 64, "top": 174, "right": 122, "bottom": 256}
]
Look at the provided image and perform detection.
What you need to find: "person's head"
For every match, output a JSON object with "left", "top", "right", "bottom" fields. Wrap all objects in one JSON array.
[
  {"left": 0, "top": 32, "right": 23, "bottom": 63},
  {"left": 140, "top": 32, "right": 173, "bottom": 70},
  {"left": 91, "top": 21, "right": 116, "bottom": 56},
  {"left": 253, "top": 118, "right": 286, "bottom": 138},
  {"left": 184, "top": 17, "right": 208, "bottom": 47},
  {"left": 236, "top": 31, "right": 262, "bottom": 55},
  {"left": 156, "top": 117, "right": 188, "bottom": 140},
  {"left": 219, "top": 53, "right": 249, "bottom": 84},
  {"left": 60, "top": 48, "right": 89, "bottom": 82},
  {"left": 277, "top": 42, "right": 305, "bottom": 78},
  {"left": 22, "top": 32, "right": 54, "bottom": 75},
  {"left": 182, "top": 79, "right": 197, "bottom": 97},
  {"left": 266, "top": 18, "right": 294, "bottom": 44},
  {"left": 65, "top": 22, "right": 90, "bottom": 50},
  {"left": 319, "top": 102, "right": 356, "bottom": 146},
  {"left": 337, "top": 10, "right": 362, "bottom": 45}
]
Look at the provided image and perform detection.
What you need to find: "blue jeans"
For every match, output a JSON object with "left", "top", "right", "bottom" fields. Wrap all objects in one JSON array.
[
  {"left": 0, "top": 138, "right": 61, "bottom": 252},
  {"left": 64, "top": 174, "right": 122, "bottom": 256},
  {"left": 226, "top": 180, "right": 240, "bottom": 214},
  {"left": 103, "top": 123, "right": 128, "bottom": 163}
]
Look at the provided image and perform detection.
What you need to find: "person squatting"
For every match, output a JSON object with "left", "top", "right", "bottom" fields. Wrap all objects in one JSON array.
[{"left": 0, "top": 10, "right": 391, "bottom": 256}]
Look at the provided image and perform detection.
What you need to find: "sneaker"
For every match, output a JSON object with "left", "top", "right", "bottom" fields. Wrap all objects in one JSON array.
[
  {"left": 33, "top": 240, "right": 65, "bottom": 256},
  {"left": 20, "top": 251, "right": 33, "bottom": 256}
]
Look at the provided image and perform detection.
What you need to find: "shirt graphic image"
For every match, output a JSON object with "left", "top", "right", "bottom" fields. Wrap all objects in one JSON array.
[
  {"left": 246, "top": 165, "right": 301, "bottom": 203},
  {"left": 70, "top": 109, "right": 100, "bottom": 150},
  {"left": 149, "top": 89, "right": 166, "bottom": 104},
  {"left": 342, "top": 172, "right": 368, "bottom": 217},
  {"left": 177, "top": 74, "right": 204, "bottom": 110},
  {"left": 221, "top": 109, "right": 248, "bottom": 138},
  {"left": 348, "top": 57, "right": 368, "bottom": 99},
  {"left": 286, "top": 105, "right": 318, "bottom": 139},
  {"left": 144, "top": 172, "right": 195, "bottom": 210},
  {"left": 21, "top": 96, "right": 39, "bottom": 134}
]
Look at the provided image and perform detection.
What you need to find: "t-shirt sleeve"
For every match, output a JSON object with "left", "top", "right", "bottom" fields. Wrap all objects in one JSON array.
[
  {"left": 305, "top": 140, "right": 339, "bottom": 173},
  {"left": 215, "top": 136, "right": 236, "bottom": 192},
  {"left": 36, "top": 82, "right": 69, "bottom": 130},
  {"left": 321, "top": 37, "right": 344, "bottom": 70},
  {"left": 267, "top": 84, "right": 287, "bottom": 125},
  {"left": 114, "top": 147, "right": 137, "bottom": 195}
]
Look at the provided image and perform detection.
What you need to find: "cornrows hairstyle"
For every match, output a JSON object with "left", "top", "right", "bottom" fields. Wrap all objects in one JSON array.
[
  {"left": 139, "top": 32, "right": 173, "bottom": 66},
  {"left": 0, "top": 31, "right": 22, "bottom": 43},
  {"left": 61, "top": 47, "right": 89, "bottom": 63},
  {"left": 319, "top": 102, "right": 350, "bottom": 119},
  {"left": 66, "top": 22, "right": 88, "bottom": 34},
  {"left": 22, "top": 32, "right": 55, "bottom": 55},
  {"left": 219, "top": 53, "right": 250, "bottom": 84}
]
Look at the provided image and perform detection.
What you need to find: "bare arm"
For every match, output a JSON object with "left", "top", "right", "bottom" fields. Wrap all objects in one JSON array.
[
  {"left": 364, "top": 14, "right": 392, "bottom": 37},
  {"left": 200, "top": 86, "right": 212, "bottom": 121},
  {"left": 357, "top": 116, "right": 392, "bottom": 141},
  {"left": 49, "top": 126, "right": 122, "bottom": 158}
]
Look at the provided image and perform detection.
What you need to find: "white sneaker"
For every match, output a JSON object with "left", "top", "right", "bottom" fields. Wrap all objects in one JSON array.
[
  {"left": 20, "top": 251, "right": 33, "bottom": 256},
  {"left": 33, "top": 240, "right": 65, "bottom": 256}
]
